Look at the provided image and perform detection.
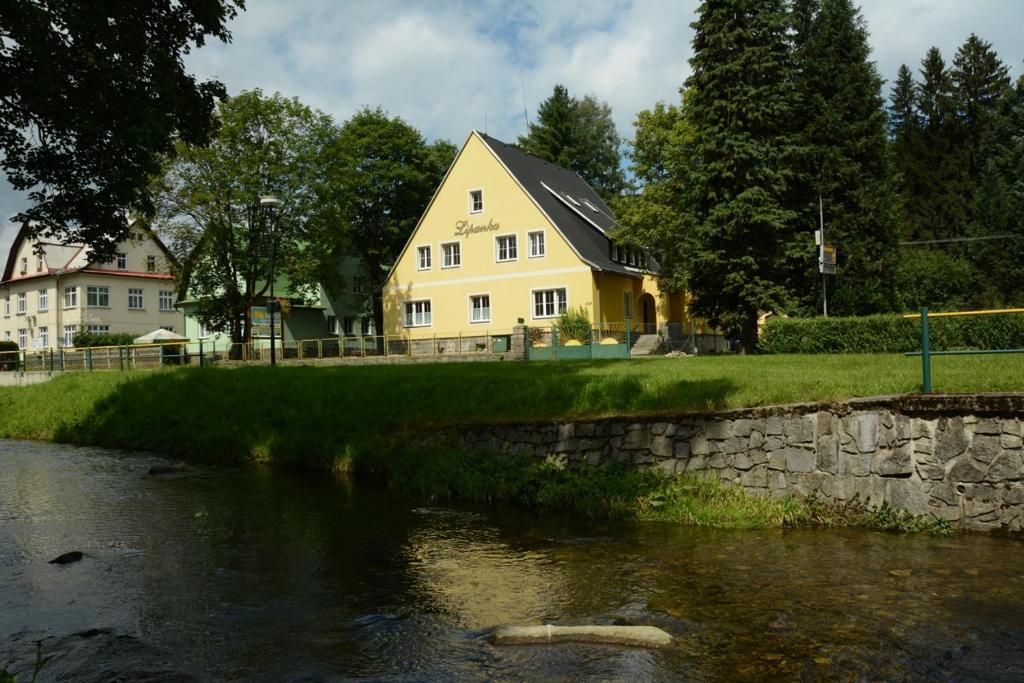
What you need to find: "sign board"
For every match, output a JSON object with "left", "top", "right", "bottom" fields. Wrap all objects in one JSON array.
[
  {"left": 820, "top": 245, "right": 837, "bottom": 275},
  {"left": 250, "top": 305, "right": 280, "bottom": 338}
]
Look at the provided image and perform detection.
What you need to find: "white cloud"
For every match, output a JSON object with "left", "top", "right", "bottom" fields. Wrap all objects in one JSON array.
[{"left": 2, "top": 0, "right": 1022, "bottom": 261}]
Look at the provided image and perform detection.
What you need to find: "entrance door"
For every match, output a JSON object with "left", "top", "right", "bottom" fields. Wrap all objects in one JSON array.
[{"left": 640, "top": 294, "right": 656, "bottom": 334}]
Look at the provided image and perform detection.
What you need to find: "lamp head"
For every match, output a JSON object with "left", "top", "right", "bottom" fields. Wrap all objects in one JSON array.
[{"left": 259, "top": 195, "right": 284, "bottom": 210}]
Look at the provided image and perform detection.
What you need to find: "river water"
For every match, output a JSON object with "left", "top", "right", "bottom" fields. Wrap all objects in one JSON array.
[{"left": 3, "top": 440, "right": 1024, "bottom": 681}]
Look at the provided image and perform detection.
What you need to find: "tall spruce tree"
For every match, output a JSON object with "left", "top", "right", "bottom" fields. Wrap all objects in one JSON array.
[
  {"left": 951, "top": 34, "right": 1011, "bottom": 180},
  {"left": 519, "top": 85, "right": 626, "bottom": 202},
  {"left": 684, "top": 0, "right": 798, "bottom": 350},
  {"left": 791, "top": 0, "right": 899, "bottom": 315}
]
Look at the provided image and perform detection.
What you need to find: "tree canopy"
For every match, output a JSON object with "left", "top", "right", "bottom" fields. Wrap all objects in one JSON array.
[
  {"left": 326, "top": 108, "right": 456, "bottom": 336},
  {"left": 0, "top": 0, "right": 243, "bottom": 259},
  {"left": 153, "top": 90, "right": 340, "bottom": 346},
  {"left": 518, "top": 85, "right": 627, "bottom": 202}
]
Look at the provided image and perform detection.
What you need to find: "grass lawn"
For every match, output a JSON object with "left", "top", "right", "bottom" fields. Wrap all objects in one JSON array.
[{"left": 0, "top": 353, "right": 1020, "bottom": 469}]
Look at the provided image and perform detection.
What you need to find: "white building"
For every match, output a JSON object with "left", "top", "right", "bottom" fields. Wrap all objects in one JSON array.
[{"left": 0, "top": 224, "right": 179, "bottom": 349}]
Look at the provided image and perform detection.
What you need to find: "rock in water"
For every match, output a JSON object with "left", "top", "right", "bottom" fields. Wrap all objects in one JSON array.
[
  {"left": 491, "top": 624, "right": 674, "bottom": 649},
  {"left": 49, "top": 551, "right": 84, "bottom": 565}
]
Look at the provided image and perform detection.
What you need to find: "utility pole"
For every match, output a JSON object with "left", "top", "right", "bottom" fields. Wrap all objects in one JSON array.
[{"left": 818, "top": 196, "right": 828, "bottom": 317}]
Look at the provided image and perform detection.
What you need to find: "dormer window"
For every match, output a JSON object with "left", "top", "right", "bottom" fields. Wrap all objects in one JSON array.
[
  {"left": 19, "top": 257, "right": 27, "bottom": 275},
  {"left": 146, "top": 255, "right": 156, "bottom": 273},
  {"left": 116, "top": 253, "right": 127, "bottom": 270},
  {"left": 468, "top": 189, "right": 484, "bottom": 214}
]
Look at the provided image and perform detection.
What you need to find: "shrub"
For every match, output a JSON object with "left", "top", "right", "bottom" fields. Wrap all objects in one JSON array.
[
  {"left": 71, "top": 331, "right": 136, "bottom": 348},
  {"left": 0, "top": 340, "right": 19, "bottom": 371},
  {"left": 759, "top": 313, "right": 1024, "bottom": 354},
  {"left": 556, "top": 306, "right": 592, "bottom": 344}
]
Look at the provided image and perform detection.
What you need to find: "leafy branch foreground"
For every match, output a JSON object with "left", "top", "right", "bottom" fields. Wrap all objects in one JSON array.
[{"left": 370, "top": 445, "right": 952, "bottom": 536}]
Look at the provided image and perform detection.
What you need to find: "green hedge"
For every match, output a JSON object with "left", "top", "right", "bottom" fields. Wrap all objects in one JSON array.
[
  {"left": 759, "top": 313, "right": 1024, "bottom": 354},
  {"left": 0, "top": 340, "right": 18, "bottom": 371},
  {"left": 72, "top": 332, "right": 136, "bottom": 348}
]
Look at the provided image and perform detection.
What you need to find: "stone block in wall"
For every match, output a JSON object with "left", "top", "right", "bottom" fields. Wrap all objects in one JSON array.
[
  {"left": 651, "top": 435, "right": 674, "bottom": 458},
  {"left": 740, "top": 465, "right": 768, "bottom": 488},
  {"left": 767, "top": 471, "right": 787, "bottom": 492},
  {"left": 816, "top": 433, "right": 840, "bottom": 474},
  {"left": 655, "top": 459, "right": 677, "bottom": 475},
  {"left": 986, "top": 451, "right": 1023, "bottom": 482},
  {"left": 873, "top": 445, "right": 913, "bottom": 477},
  {"left": 691, "top": 434, "right": 709, "bottom": 456},
  {"left": 975, "top": 417, "right": 1002, "bottom": 435},
  {"left": 784, "top": 447, "right": 815, "bottom": 473},
  {"left": 674, "top": 441, "right": 690, "bottom": 458},
  {"left": 935, "top": 417, "right": 967, "bottom": 463},
  {"left": 706, "top": 421, "right": 732, "bottom": 440},
  {"left": 914, "top": 450, "right": 946, "bottom": 480},
  {"left": 577, "top": 423, "right": 596, "bottom": 438},
  {"left": 851, "top": 476, "right": 887, "bottom": 506},
  {"left": 948, "top": 457, "right": 987, "bottom": 483},
  {"left": 802, "top": 472, "right": 834, "bottom": 499},
  {"left": 960, "top": 485, "right": 1002, "bottom": 526},
  {"left": 766, "top": 415, "right": 784, "bottom": 436},
  {"left": 708, "top": 453, "right": 727, "bottom": 469},
  {"left": 585, "top": 451, "right": 603, "bottom": 466},
  {"left": 623, "top": 426, "right": 651, "bottom": 450},
  {"left": 1001, "top": 433, "right": 1024, "bottom": 450},
  {"left": 829, "top": 476, "right": 860, "bottom": 501},
  {"left": 927, "top": 481, "right": 959, "bottom": 507},
  {"left": 885, "top": 479, "right": 928, "bottom": 516},
  {"left": 768, "top": 451, "right": 786, "bottom": 471},
  {"left": 765, "top": 436, "right": 785, "bottom": 452},
  {"left": 731, "top": 452, "right": 754, "bottom": 471},
  {"left": 633, "top": 452, "right": 655, "bottom": 465},
  {"left": 838, "top": 450, "right": 871, "bottom": 477},
  {"left": 749, "top": 431, "right": 765, "bottom": 450},
  {"left": 815, "top": 410, "right": 834, "bottom": 436},
  {"left": 853, "top": 413, "right": 880, "bottom": 454},
  {"left": 750, "top": 449, "right": 769, "bottom": 466},
  {"left": 610, "top": 423, "right": 625, "bottom": 437},
  {"left": 651, "top": 422, "right": 669, "bottom": 436},
  {"left": 1002, "top": 419, "right": 1024, "bottom": 438},
  {"left": 969, "top": 434, "right": 1001, "bottom": 465},
  {"left": 912, "top": 418, "right": 937, "bottom": 440},
  {"left": 913, "top": 437, "right": 934, "bottom": 456},
  {"left": 784, "top": 416, "right": 815, "bottom": 444},
  {"left": 733, "top": 418, "right": 753, "bottom": 437},
  {"left": 684, "top": 455, "right": 707, "bottom": 473}
]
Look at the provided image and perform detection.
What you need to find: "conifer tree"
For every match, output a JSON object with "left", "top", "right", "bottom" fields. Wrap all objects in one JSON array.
[
  {"left": 791, "top": 0, "right": 899, "bottom": 315},
  {"left": 683, "top": 0, "right": 798, "bottom": 350},
  {"left": 519, "top": 85, "right": 626, "bottom": 202}
]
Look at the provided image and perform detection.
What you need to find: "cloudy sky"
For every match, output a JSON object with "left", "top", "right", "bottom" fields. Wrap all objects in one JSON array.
[{"left": 2, "top": 0, "right": 1022, "bottom": 254}]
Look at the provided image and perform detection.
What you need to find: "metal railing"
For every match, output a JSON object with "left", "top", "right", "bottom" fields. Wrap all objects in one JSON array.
[
  {"left": 0, "top": 342, "right": 191, "bottom": 373},
  {"left": 904, "top": 306, "right": 1024, "bottom": 392}
]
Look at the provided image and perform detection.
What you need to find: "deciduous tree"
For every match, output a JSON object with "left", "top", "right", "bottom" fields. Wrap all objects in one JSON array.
[{"left": 0, "top": 0, "right": 243, "bottom": 258}]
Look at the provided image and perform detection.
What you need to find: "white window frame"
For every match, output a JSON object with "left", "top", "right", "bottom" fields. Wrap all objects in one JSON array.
[
  {"left": 19, "top": 257, "right": 27, "bottom": 275},
  {"left": 531, "top": 287, "right": 568, "bottom": 320},
  {"left": 36, "top": 254, "right": 44, "bottom": 272},
  {"left": 64, "top": 286, "right": 78, "bottom": 308},
  {"left": 38, "top": 288, "right": 48, "bottom": 312},
  {"left": 17, "top": 329, "right": 27, "bottom": 349},
  {"left": 16, "top": 292, "right": 26, "bottom": 315},
  {"left": 159, "top": 290, "right": 174, "bottom": 311},
  {"left": 3, "top": 297, "right": 9, "bottom": 317},
  {"left": 87, "top": 285, "right": 110, "bottom": 308},
  {"left": 86, "top": 325, "right": 110, "bottom": 334},
  {"left": 469, "top": 293, "right": 491, "bottom": 324},
  {"left": 494, "top": 234, "right": 518, "bottom": 263},
  {"left": 528, "top": 230, "right": 546, "bottom": 259},
  {"left": 416, "top": 245, "right": 432, "bottom": 271},
  {"left": 468, "top": 188, "right": 484, "bottom": 214},
  {"left": 38, "top": 326, "right": 48, "bottom": 347},
  {"left": 146, "top": 255, "right": 156, "bottom": 272},
  {"left": 63, "top": 325, "right": 76, "bottom": 347},
  {"left": 128, "top": 288, "right": 144, "bottom": 310},
  {"left": 441, "top": 241, "right": 461, "bottom": 269},
  {"left": 403, "top": 299, "right": 432, "bottom": 328},
  {"left": 116, "top": 253, "right": 127, "bottom": 270},
  {"left": 623, "top": 291, "right": 633, "bottom": 320}
]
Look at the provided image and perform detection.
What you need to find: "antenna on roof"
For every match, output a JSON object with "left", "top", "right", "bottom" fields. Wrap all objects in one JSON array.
[{"left": 520, "top": 71, "right": 530, "bottom": 135}]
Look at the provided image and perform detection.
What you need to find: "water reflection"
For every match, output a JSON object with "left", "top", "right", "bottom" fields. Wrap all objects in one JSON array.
[{"left": 2, "top": 439, "right": 1024, "bottom": 681}]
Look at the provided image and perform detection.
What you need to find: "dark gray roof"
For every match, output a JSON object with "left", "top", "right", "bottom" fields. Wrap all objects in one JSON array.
[{"left": 479, "top": 133, "right": 648, "bottom": 278}]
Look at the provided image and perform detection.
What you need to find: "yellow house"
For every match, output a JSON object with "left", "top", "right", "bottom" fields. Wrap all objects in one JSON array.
[{"left": 383, "top": 131, "right": 689, "bottom": 343}]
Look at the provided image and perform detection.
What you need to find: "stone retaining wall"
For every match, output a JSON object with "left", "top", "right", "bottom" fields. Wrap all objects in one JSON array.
[{"left": 451, "top": 395, "right": 1024, "bottom": 533}]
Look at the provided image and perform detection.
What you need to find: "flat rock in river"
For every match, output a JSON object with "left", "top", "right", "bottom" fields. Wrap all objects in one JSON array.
[{"left": 491, "top": 624, "right": 675, "bottom": 649}]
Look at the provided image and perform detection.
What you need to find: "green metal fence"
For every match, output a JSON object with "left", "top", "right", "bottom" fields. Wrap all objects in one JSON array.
[
  {"left": 526, "top": 322, "right": 637, "bottom": 361},
  {"left": 905, "top": 306, "right": 1024, "bottom": 392}
]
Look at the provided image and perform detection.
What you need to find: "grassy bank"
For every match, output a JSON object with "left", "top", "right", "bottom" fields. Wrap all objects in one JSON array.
[
  {"left": 0, "top": 354, "right": 1011, "bottom": 534},
  {"left": 0, "top": 353, "right": 1021, "bottom": 467}
]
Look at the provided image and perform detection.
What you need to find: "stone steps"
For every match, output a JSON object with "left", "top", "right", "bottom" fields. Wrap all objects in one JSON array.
[{"left": 630, "top": 334, "right": 662, "bottom": 357}]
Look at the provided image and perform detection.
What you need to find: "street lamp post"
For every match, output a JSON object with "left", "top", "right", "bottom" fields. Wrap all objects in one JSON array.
[{"left": 260, "top": 195, "right": 284, "bottom": 366}]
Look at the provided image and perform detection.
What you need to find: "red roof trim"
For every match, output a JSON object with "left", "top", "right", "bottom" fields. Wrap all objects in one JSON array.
[{"left": 2, "top": 268, "right": 174, "bottom": 285}]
